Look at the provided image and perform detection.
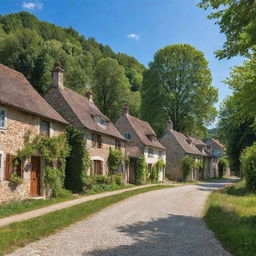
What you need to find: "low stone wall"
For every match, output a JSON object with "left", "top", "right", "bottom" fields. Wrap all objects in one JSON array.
[{"left": 0, "top": 181, "right": 30, "bottom": 204}]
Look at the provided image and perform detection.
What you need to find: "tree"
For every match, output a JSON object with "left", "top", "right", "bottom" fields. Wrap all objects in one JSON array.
[
  {"left": 198, "top": 0, "right": 256, "bottom": 59},
  {"left": 141, "top": 44, "right": 218, "bottom": 136},
  {"left": 93, "top": 58, "right": 131, "bottom": 121}
]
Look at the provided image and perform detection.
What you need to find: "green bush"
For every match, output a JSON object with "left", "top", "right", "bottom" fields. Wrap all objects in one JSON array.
[
  {"left": 218, "top": 158, "right": 229, "bottom": 178},
  {"left": 181, "top": 155, "right": 196, "bottom": 180},
  {"left": 108, "top": 148, "right": 124, "bottom": 174},
  {"left": 136, "top": 155, "right": 147, "bottom": 184},
  {"left": 240, "top": 143, "right": 256, "bottom": 192},
  {"left": 65, "top": 126, "right": 90, "bottom": 192}
]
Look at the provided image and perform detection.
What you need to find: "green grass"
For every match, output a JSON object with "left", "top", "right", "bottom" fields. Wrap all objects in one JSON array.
[
  {"left": 204, "top": 180, "right": 256, "bottom": 256},
  {"left": 0, "top": 184, "right": 173, "bottom": 255},
  {"left": 0, "top": 184, "right": 135, "bottom": 219}
]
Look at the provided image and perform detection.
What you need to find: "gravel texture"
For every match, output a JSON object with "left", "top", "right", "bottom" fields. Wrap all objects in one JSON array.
[{"left": 8, "top": 179, "right": 235, "bottom": 256}]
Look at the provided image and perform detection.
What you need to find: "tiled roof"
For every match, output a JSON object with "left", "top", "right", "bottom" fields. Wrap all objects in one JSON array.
[
  {"left": 125, "top": 115, "right": 166, "bottom": 150},
  {"left": 211, "top": 138, "right": 226, "bottom": 150},
  {"left": 53, "top": 87, "right": 125, "bottom": 140},
  {"left": 0, "top": 64, "right": 67, "bottom": 124},
  {"left": 127, "top": 145, "right": 141, "bottom": 158}
]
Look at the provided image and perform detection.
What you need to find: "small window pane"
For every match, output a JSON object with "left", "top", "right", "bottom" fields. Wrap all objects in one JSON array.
[
  {"left": 40, "top": 120, "right": 50, "bottom": 136},
  {"left": 124, "top": 133, "right": 131, "bottom": 140},
  {"left": 0, "top": 110, "right": 5, "bottom": 128}
]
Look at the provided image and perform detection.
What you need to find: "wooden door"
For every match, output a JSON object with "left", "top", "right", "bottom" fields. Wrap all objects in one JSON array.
[
  {"left": 30, "top": 156, "right": 41, "bottom": 196},
  {"left": 94, "top": 160, "right": 102, "bottom": 175},
  {"left": 129, "top": 158, "right": 136, "bottom": 184}
]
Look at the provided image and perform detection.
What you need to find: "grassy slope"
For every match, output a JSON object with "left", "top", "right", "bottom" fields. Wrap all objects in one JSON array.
[
  {"left": 204, "top": 180, "right": 256, "bottom": 256},
  {"left": 0, "top": 185, "right": 173, "bottom": 255}
]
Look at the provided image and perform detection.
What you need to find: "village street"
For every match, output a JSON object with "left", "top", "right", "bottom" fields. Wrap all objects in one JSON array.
[{"left": 9, "top": 179, "right": 237, "bottom": 256}]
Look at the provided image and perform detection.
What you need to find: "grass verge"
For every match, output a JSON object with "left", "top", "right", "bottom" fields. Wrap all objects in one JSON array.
[
  {"left": 0, "top": 184, "right": 134, "bottom": 219},
  {"left": 204, "top": 180, "right": 256, "bottom": 256},
  {"left": 0, "top": 184, "right": 173, "bottom": 255}
]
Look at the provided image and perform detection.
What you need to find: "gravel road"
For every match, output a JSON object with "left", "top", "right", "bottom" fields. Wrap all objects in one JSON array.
[{"left": 9, "top": 179, "right": 235, "bottom": 256}]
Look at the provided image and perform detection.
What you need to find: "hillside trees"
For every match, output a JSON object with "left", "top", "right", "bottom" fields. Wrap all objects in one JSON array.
[{"left": 141, "top": 44, "right": 218, "bottom": 136}]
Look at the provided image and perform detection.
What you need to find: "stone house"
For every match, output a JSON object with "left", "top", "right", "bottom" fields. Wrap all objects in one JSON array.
[
  {"left": 0, "top": 64, "right": 67, "bottom": 203},
  {"left": 44, "top": 64, "right": 127, "bottom": 180},
  {"left": 115, "top": 105, "right": 166, "bottom": 183},
  {"left": 160, "top": 118, "right": 215, "bottom": 180}
]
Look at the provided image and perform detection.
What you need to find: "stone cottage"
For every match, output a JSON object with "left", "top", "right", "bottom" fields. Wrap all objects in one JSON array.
[
  {"left": 160, "top": 118, "right": 214, "bottom": 180},
  {"left": 115, "top": 104, "right": 166, "bottom": 183},
  {"left": 0, "top": 64, "right": 67, "bottom": 203},
  {"left": 44, "top": 64, "right": 127, "bottom": 180}
]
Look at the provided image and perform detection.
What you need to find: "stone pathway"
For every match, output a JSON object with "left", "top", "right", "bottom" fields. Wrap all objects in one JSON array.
[
  {"left": 0, "top": 184, "right": 168, "bottom": 227},
  {"left": 8, "top": 178, "right": 237, "bottom": 256}
]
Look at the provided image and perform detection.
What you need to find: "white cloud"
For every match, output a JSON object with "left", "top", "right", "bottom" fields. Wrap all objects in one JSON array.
[
  {"left": 22, "top": 1, "right": 43, "bottom": 10},
  {"left": 127, "top": 34, "right": 140, "bottom": 41}
]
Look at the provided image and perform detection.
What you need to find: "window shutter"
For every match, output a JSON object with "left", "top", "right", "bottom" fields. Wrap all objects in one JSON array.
[{"left": 4, "top": 154, "right": 13, "bottom": 180}]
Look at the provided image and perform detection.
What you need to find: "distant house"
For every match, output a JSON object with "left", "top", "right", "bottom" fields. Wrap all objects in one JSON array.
[
  {"left": 44, "top": 64, "right": 127, "bottom": 181},
  {"left": 0, "top": 64, "right": 67, "bottom": 203},
  {"left": 160, "top": 118, "right": 215, "bottom": 180},
  {"left": 115, "top": 104, "right": 166, "bottom": 183}
]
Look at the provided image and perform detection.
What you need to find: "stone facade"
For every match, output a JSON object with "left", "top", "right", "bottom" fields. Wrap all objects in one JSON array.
[{"left": 0, "top": 104, "right": 65, "bottom": 203}]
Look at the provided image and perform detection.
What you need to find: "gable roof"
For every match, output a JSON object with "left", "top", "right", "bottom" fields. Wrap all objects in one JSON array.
[
  {"left": 0, "top": 64, "right": 67, "bottom": 124},
  {"left": 171, "top": 130, "right": 203, "bottom": 155},
  {"left": 211, "top": 138, "right": 226, "bottom": 150},
  {"left": 125, "top": 114, "right": 166, "bottom": 150},
  {"left": 48, "top": 87, "right": 125, "bottom": 140}
]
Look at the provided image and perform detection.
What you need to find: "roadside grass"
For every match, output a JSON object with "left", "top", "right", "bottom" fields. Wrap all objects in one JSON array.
[
  {"left": 204, "top": 180, "right": 256, "bottom": 256},
  {"left": 0, "top": 184, "right": 134, "bottom": 219},
  {"left": 0, "top": 184, "right": 173, "bottom": 255}
]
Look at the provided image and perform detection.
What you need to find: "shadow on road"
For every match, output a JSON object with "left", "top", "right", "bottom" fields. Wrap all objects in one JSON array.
[{"left": 85, "top": 214, "right": 228, "bottom": 256}]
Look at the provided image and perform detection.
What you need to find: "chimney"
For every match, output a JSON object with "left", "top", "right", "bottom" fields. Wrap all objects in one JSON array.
[
  {"left": 51, "top": 63, "right": 64, "bottom": 89},
  {"left": 86, "top": 89, "right": 93, "bottom": 103},
  {"left": 166, "top": 116, "right": 173, "bottom": 131},
  {"left": 122, "top": 103, "right": 129, "bottom": 115}
]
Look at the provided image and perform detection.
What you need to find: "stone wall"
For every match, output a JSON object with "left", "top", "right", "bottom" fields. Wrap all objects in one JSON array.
[{"left": 0, "top": 104, "right": 65, "bottom": 203}]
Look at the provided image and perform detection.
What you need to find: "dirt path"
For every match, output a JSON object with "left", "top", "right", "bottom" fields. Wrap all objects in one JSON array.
[{"left": 8, "top": 179, "right": 236, "bottom": 256}]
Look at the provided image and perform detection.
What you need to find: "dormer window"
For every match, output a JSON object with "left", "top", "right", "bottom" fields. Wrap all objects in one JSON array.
[
  {"left": 124, "top": 132, "right": 131, "bottom": 140},
  {"left": 94, "top": 115, "right": 107, "bottom": 128},
  {"left": 0, "top": 109, "right": 6, "bottom": 129},
  {"left": 147, "top": 134, "right": 157, "bottom": 143}
]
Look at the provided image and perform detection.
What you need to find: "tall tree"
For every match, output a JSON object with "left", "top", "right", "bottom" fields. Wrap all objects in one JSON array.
[
  {"left": 141, "top": 44, "right": 218, "bottom": 137},
  {"left": 198, "top": 0, "right": 256, "bottom": 59},
  {"left": 93, "top": 58, "right": 130, "bottom": 121}
]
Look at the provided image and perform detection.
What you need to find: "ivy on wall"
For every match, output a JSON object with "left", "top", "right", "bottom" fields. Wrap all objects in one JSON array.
[
  {"left": 150, "top": 159, "right": 166, "bottom": 183},
  {"left": 136, "top": 155, "right": 147, "bottom": 185},
  {"left": 181, "top": 155, "right": 196, "bottom": 180},
  {"left": 108, "top": 148, "right": 124, "bottom": 174}
]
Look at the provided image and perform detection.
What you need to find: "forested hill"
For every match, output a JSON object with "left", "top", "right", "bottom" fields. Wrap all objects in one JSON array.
[{"left": 0, "top": 12, "right": 145, "bottom": 97}]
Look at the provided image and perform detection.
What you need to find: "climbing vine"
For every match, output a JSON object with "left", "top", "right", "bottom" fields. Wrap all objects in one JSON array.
[
  {"left": 108, "top": 148, "right": 124, "bottom": 174},
  {"left": 16, "top": 131, "right": 70, "bottom": 197},
  {"left": 136, "top": 155, "right": 147, "bottom": 184},
  {"left": 181, "top": 155, "right": 196, "bottom": 180},
  {"left": 150, "top": 159, "right": 166, "bottom": 183}
]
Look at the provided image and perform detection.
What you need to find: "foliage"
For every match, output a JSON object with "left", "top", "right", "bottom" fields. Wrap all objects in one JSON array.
[
  {"left": 0, "top": 12, "right": 145, "bottom": 108},
  {"left": 9, "top": 174, "right": 23, "bottom": 185},
  {"left": 16, "top": 132, "right": 70, "bottom": 197},
  {"left": 181, "top": 155, "right": 196, "bottom": 180},
  {"left": 65, "top": 126, "right": 90, "bottom": 193},
  {"left": 108, "top": 148, "right": 124, "bottom": 174},
  {"left": 198, "top": 0, "right": 256, "bottom": 59},
  {"left": 141, "top": 44, "right": 218, "bottom": 137},
  {"left": 204, "top": 181, "right": 256, "bottom": 256},
  {"left": 240, "top": 143, "right": 256, "bottom": 192},
  {"left": 218, "top": 158, "right": 229, "bottom": 178},
  {"left": 0, "top": 185, "right": 173, "bottom": 255},
  {"left": 196, "top": 161, "right": 204, "bottom": 180},
  {"left": 136, "top": 155, "right": 147, "bottom": 184},
  {"left": 150, "top": 159, "right": 166, "bottom": 183}
]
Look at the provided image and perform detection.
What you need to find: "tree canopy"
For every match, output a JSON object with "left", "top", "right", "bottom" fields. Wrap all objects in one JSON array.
[
  {"left": 141, "top": 44, "right": 218, "bottom": 137},
  {"left": 198, "top": 0, "right": 256, "bottom": 59}
]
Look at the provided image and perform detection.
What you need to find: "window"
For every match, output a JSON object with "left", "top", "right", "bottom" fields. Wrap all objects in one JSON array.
[
  {"left": 158, "top": 151, "right": 163, "bottom": 158},
  {"left": 100, "top": 119, "right": 107, "bottom": 126},
  {"left": 124, "top": 132, "right": 131, "bottom": 140},
  {"left": 115, "top": 139, "right": 121, "bottom": 149},
  {"left": 148, "top": 148, "right": 154, "bottom": 157},
  {"left": 0, "top": 110, "right": 6, "bottom": 129},
  {"left": 92, "top": 160, "right": 103, "bottom": 175},
  {"left": 92, "top": 133, "right": 102, "bottom": 148},
  {"left": 40, "top": 120, "right": 50, "bottom": 136}
]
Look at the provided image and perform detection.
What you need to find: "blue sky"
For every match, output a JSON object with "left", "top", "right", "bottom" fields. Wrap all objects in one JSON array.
[{"left": 1, "top": 0, "right": 244, "bottom": 111}]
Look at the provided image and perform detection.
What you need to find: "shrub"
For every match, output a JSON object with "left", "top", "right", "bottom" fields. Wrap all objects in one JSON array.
[
  {"left": 150, "top": 159, "right": 166, "bottom": 183},
  {"left": 136, "top": 155, "right": 147, "bottom": 184},
  {"left": 240, "top": 143, "right": 256, "bottom": 192},
  {"left": 65, "top": 126, "right": 90, "bottom": 192},
  {"left": 218, "top": 158, "right": 229, "bottom": 178},
  {"left": 9, "top": 174, "right": 23, "bottom": 185},
  {"left": 181, "top": 156, "right": 196, "bottom": 180},
  {"left": 108, "top": 148, "right": 124, "bottom": 174}
]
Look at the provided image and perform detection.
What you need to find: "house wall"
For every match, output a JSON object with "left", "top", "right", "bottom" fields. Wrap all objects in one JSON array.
[
  {"left": 160, "top": 131, "right": 186, "bottom": 180},
  {"left": 0, "top": 104, "right": 65, "bottom": 203},
  {"left": 85, "top": 131, "right": 127, "bottom": 176}
]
